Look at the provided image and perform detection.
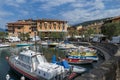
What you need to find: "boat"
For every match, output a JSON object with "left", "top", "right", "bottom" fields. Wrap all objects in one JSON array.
[
  {"left": 16, "top": 43, "right": 34, "bottom": 47},
  {"left": 48, "top": 42, "right": 58, "bottom": 47},
  {"left": 67, "top": 46, "right": 99, "bottom": 61},
  {"left": 0, "top": 44, "right": 10, "bottom": 48},
  {"left": 64, "top": 46, "right": 99, "bottom": 64},
  {"left": 56, "top": 43, "right": 77, "bottom": 50},
  {"left": 40, "top": 41, "right": 48, "bottom": 46},
  {"left": 6, "top": 47, "right": 68, "bottom": 80},
  {"left": 65, "top": 57, "right": 93, "bottom": 65},
  {"left": 51, "top": 55, "right": 86, "bottom": 74}
]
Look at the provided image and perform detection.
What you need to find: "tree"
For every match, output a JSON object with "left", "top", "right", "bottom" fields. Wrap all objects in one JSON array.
[
  {"left": 101, "top": 22, "right": 120, "bottom": 39},
  {"left": 83, "top": 28, "right": 96, "bottom": 41},
  {"left": 0, "top": 32, "right": 8, "bottom": 42},
  {"left": 18, "top": 33, "right": 30, "bottom": 41}
]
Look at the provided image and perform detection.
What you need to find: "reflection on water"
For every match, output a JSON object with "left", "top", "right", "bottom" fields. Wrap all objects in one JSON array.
[{"left": 0, "top": 46, "right": 104, "bottom": 80}]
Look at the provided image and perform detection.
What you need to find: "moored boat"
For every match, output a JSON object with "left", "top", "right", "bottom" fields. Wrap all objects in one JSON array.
[
  {"left": 56, "top": 43, "right": 77, "bottom": 50},
  {"left": 51, "top": 55, "right": 87, "bottom": 73},
  {"left": 6, "top": 47, "right": 73, "bottom": 80},
  {"left": 65, "top": 58, "right": 93, "bottom": 65},
  {"left": 0, "top": 44, "right": 10, "bottom": 48},
  {"left": 48, "top": 42, "right": 58, "bottom": 47},
  {"left": 40, "top": 41, "right": 48, "bottom": 46},
  {"left": 16, "top": 43, "right": 34, "bottom": 47},
  {"left": 67, "top": 46, "right": 99, "bottom": 61}
]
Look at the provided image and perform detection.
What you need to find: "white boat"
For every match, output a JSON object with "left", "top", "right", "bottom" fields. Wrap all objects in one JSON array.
[
  {"left": 41, "top": 41, "right": 48, "bottom": 46},
  {"left": 0, "top": 44, "right": 10, "bottom": 48},
  {"left": 6, "top": 47, "right": 69, "bottom": 80},
  {"left": 56, "top": 43, "right": 77, "bottom": 50},
  {"left": 52, "top": 55, "right": 86, "bottom": 74}
]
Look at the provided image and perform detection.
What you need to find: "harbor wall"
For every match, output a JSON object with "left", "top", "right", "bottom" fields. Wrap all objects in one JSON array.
[{"left": 75, "top": 43, "right": 120, "bottom": 80}]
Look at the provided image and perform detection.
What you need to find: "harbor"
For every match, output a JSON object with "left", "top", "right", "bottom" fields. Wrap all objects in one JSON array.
[
  {"left": 0, "top": 42, "right": 105, "bottom": 80},
  {"left": 0, "top": 1, "right": 120, "bottom": 79}
]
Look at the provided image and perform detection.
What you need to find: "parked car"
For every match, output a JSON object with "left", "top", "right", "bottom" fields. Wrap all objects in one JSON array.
[
  {"left": 92, "top": 34, "right": 107, "bottom": 43},
  {"left": 111, "top": 36, "right": 120, "bottom": 44}
]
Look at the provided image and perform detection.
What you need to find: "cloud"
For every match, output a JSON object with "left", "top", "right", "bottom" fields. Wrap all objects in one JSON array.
[
  {"left": 39, "top": 0, "right": 75, "bottom": 10},
  {"left": 93, "top": 0, "right": 104, "bottom": 9},
  {"left": 0, "top": 11, "right": 14, "bottom": 17},
  {"left": 4, "top": 0, "right": 26, "bottom": 7},
  {"left": 0, "top": 0, "right": 120, "bottom": 29}
]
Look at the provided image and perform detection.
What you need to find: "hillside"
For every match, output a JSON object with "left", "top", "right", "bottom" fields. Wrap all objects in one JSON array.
[
  {"left": 0, "top": 28, "right": 6, "bottom": 32},
  {"left": 73, "top": 17, "right": 112, "bottom": 27}
]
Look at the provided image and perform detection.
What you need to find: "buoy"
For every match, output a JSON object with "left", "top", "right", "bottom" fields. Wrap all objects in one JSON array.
[
  {"left": 6, "top": 74, "right": 10, "bottom": 80},
  {"left": 6, "top": 57, "right": 9, "bottom": 60},
  {"left": 21, "top": 76, "right": 25, "bottom": 80}
]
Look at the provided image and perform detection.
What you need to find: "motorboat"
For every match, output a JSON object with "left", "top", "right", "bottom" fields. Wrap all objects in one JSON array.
[
  {"left": 6, "top": 47, "right": 72, "bottom": 80},
  {"left": 56, "top": 43, "right": 77, "bottom": 50},
  {"left": 40, "top": 41, "right": 48, "bottom": 46},
  {"left": 51, "top": 55, "right": 86, "bottom": 74},
  {"left": 0, "top": 44, "right": 10, "bottom": 48},
  {"left": 16, "top": 43, "right": 34, "bottom": 47},
  {"left": 48, "top": 42, "right": 58, "bottom": 47}
]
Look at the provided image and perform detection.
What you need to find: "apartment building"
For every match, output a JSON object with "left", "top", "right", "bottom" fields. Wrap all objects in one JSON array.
[{"left": 7, "top": 19, "right": 68, "bottom": 38}]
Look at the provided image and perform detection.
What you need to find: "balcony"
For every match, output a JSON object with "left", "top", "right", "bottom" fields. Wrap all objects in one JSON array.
[{"left": 38, "top": 30, "right": 67, "bottom": 32}]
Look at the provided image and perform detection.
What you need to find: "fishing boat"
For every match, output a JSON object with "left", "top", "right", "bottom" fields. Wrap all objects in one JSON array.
[
  {"left": 6, "top": 47, "right": 73, "bottom": 80},
  {"left": 64, "top": 46, "right": 99, "bottom": 64},
  {"left": 67, "top": 46, "right": 99, "bottom": 61},
  {"left": 51, "top": 55, "right": 86, "bottom": 74}
]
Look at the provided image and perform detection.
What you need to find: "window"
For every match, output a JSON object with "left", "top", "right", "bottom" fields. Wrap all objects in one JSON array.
[
  {"left": 58, "top": 23, "right": 61, "bottom": 29},
  {"left": 44, "top": 23, "right": 47, "bottom": 29},
  {"left": 17, "top": 27, "right": 21, "bottom": 29},
  {"left": 49, "top": 22, "right": 52, "bottom": 29},
  {"left": 39, "top": 22, "right": 42, "bottom": 29},
  {"left": 53, "top": 23, "right": 56, "bottom": 29},
  {"left": 62, "top": 23, "right": 65, "bottom": 30}
]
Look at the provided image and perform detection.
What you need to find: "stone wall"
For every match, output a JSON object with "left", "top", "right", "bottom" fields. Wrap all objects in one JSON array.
[{"left": 75, "top": 43, "right": 120, "bottom": 80}]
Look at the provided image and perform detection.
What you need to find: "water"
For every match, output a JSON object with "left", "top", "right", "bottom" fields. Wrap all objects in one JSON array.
[{"left": 0, "top": 46, "right": 104, "bottom": 80}]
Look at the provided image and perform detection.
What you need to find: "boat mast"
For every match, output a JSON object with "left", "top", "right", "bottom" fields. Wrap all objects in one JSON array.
[{"left": 34, "top": 31, "right": 37, "bottom": 52}]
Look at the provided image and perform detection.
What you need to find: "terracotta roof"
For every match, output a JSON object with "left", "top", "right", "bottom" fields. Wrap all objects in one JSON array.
[
  {"left": 7, "top": 21, "right": 35, "bottom": 25},
  {"left": 36, "top": 19, "right": 67, "bottom": 23}
]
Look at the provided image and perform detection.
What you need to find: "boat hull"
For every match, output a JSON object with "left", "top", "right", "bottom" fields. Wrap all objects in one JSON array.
[
  {"left": 16, "top": 43, "right": 33, "bottom": 47},
  {"left": 6, "top": 57, "right": 41, "bottom": 80},
  {"left": 66, "top": 58, "right": 93, "bottom": 64},
  {"left": 0, "top": 44, "right": 10, "bottom": 48}
]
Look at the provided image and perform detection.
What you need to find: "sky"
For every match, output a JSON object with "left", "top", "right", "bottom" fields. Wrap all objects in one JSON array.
[{"left": 0, "top": 0, "right": 120, "bottom": 29}]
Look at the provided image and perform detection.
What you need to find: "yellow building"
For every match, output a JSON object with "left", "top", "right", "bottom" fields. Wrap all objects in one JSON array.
[
  {"left": 85, "top": 22, "right": 103, "bottom": 34},
  {"left": 7, "top": 19, "right": 68, "bottom": 38}
]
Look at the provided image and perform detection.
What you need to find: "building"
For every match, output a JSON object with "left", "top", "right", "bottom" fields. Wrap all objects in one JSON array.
[
  {"left": 84, "top": 22, "right": 103, "bottom": 34},
  {"left": 7, "top": 19, "right": 68, "bottom": 39},
  {"left": 104, "top": 16, "right": 120, "bottom": 23}
]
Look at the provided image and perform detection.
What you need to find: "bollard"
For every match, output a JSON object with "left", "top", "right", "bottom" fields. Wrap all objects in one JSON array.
[
  {"left": 21, "top": 76, "right": 25, "bottom": 80},
  {"left": 6, "top": 74, "right": 10, "bottom": 80}
]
